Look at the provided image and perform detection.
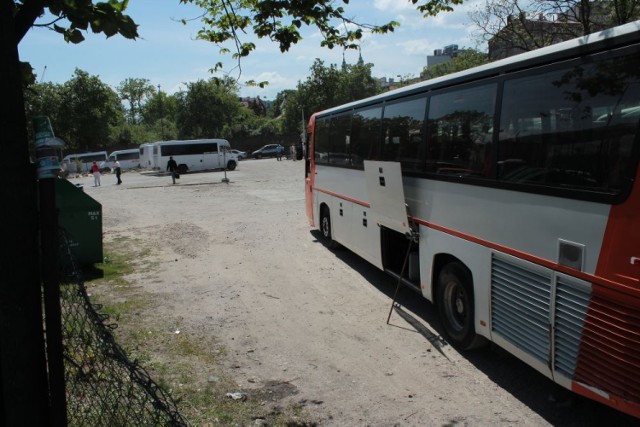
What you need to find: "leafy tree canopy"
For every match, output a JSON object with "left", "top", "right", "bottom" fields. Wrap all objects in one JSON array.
[
  {"left": 117, "top": 77, "right": 156, "bottom": 125},
  {"left": 24, "top": 69, "right": 124, "bottom": 151},
  {"left": 57, "top": 68, "right": 124, "bottom": 150},
  {"left": 181, "top": 0, "right": 463, "bottom": 85},
  {"left": 142, "top": 90, "right": 178, "bottom": 127},
  {"left": 12, "top": 0, "right": 138, "bottom": 45},
  {"left": 281, "top": 58, "right": 381, "bottom": 134},
  {"left": 175, "top": 78, "right": 243, "bottom": 139}
]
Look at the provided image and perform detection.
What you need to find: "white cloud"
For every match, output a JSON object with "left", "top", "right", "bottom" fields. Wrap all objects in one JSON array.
[
  {"left": 398, "top": 39, "right": 435, "bottom": 56},
  {"left": 239, "top": 71, "right": 296, "bottom": 98},
  {"left": 373, "top": 0, "right": 415, "bottom": 13}
]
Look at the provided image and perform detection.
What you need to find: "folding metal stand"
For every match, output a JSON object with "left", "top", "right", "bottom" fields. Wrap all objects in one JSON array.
[{"left": 386, "top": 227, "right": 419, "bottom": 324}]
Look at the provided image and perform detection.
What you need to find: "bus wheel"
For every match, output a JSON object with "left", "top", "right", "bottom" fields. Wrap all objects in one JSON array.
[
  {"left": 227, "top": 161, "right": 237, "bottom": 171},
  {"left": 177, "top": 164, "right": 188, "bottom": 174},
  {"left": 320, "top": 206, "right": 338, "bottom": 248},
  {"left": 437, "top": 262, "right": 484, "bottom": 350}
]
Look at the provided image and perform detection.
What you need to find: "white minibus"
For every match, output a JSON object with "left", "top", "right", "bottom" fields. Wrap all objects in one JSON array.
[
  {"left": 153, "top": 139, "right": 238, "bottom": 173},
  {"left": 61, "top": 151, "right": 108, "bottom": 174},
  {"left": 100, "top": 149, "right": 140, "bottom": 172}
]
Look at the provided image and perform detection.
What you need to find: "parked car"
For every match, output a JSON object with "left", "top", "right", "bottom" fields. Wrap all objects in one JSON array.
[
  {"left": 230, "top": 149, "right": 247, "bottom": 160},
  {"left": 252, "top": 144, "right": 284, "bottom": 159}
]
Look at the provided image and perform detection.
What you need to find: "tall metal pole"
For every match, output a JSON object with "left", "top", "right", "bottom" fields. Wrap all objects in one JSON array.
[
  {"left": 221, "top": 148, "right": 229, "bottom": 183},
  {"left": 158, "top": 84, "right": 164, "bottom": 140},
  {"left": 34, "top": 117, "right": 68, "bottom": 426}
]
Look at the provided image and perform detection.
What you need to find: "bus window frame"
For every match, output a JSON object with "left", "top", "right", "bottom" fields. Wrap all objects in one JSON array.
[{"left": 313, "top": 45, "right": 640, "bottom": 206}]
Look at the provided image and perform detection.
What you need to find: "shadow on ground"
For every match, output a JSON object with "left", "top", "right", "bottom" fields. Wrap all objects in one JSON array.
[{"left": 310, "top": 230, "right": 638, "bottom": 427}]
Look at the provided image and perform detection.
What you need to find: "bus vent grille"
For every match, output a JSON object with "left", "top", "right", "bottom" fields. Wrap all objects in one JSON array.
[
  {"left": 553, "top": 277, "right": 589, "bottom": 378},
  {"left": 555, "top": 277, "right": 640, "bottom": 403},
  {"left": 491, "top": 255, "right": 551, "bottom": 364}
]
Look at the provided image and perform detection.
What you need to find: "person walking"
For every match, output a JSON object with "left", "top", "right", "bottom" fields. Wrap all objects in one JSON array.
[
  {"left": 276, "top": 144, "right": 283, "bottom": 161},
  {"left": 114, "top": 160, "right": 122, "bottom": 185},
  {"left": 91, "top": 161, "right": 101, "bottom": 187},
  {"left": 166, "top": 156, "right": 178, "bottom": 184}
]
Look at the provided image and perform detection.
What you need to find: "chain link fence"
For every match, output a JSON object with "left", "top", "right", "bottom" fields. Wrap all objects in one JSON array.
[{"left": 58, "top": 230, "right": 189, "bottom": 426}]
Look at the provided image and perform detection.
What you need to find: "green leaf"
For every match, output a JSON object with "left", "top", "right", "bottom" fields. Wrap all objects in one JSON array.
[
  {"left": 66, "top": 29, "right": 85, "bottom": 44},
  {"left": 118, "top": 17, "right": 139, "bottom": 39},
  {"left": 110, "top": 0, "right": 126, "bottom": 13}
]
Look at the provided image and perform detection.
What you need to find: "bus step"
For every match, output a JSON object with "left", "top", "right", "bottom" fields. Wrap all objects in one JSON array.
[{"left": 385, "top": 269, "right": 421, "bottom": 294}]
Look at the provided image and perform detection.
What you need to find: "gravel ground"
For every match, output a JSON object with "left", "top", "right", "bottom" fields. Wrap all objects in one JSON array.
[{"left": 75, "top": 159, "right": 637, "bottom": 426}]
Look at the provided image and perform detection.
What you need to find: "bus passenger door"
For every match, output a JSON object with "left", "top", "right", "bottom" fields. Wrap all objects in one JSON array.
[
  {"left": 304, "top": 132, "right": 314, "bottom": 226},
  {"left": 363, "top": 161, "right": 411, "bottom": 235},
  {"left": 331, "top": 199, "right": 351, "bottom": 246},
  {"left": 361, "top": 161, "right": 412, "bottom": 269}
]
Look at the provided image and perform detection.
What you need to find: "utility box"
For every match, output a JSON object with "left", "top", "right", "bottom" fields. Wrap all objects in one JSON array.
[{"left": 55, "top": 179, "right": 103, "bottom": 265}]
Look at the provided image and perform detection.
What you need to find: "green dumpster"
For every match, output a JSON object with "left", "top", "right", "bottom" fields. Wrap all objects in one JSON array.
[{"left": 55, "top": 179, "right": 103, "bottom": 265}]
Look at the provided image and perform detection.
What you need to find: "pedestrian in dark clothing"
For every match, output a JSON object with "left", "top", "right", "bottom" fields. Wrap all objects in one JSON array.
[
  {"left": 114, "top": 160, "right": 122, "bottom": 185},
  {"left": 167, "top": 156, "right": 178, "bottom": 184}
]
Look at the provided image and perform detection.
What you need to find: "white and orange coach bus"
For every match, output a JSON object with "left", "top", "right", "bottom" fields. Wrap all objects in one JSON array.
[{"left": 304, "top": 21, "right": 640, "bottom": 417}]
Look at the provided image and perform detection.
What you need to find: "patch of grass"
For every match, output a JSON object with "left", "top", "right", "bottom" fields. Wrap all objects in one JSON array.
[
  {"left": 97, "top": 236, "right": 157, "bottom": 284},
  {"left": 166, "top": 333, "right": 219, "bottom": 364},
  {"left": 86, "top": 235, "right": 316, "bottom": 426},
  {"left": 98, "top": 253, "right": 134, "bottom": 288},
  {"left": 99, "top": 299, "right": 146, "bottom": 322}
]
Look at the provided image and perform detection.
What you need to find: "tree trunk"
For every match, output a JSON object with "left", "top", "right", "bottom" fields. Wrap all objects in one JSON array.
[{"left": 0, "top": 0, "right": 51, "bottom": 424}]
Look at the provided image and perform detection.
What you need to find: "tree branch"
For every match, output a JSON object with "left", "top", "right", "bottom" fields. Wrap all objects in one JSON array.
[
  {"left": 33, "top": 16, "right": 65, "bottom": 28},
  {"left": 14, "top": 0, "right": 47, "bottom": 44}
]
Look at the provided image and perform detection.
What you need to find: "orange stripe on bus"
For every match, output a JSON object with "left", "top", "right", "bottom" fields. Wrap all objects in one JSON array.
[
  {"left": 314, "top": 186, "right": 371, "bottom": 208},
  {"left": 312, "top": 185, "right": 640, "bottom": 298}
]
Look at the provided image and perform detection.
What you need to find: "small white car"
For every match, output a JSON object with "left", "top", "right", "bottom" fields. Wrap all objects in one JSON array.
[{"left": 230, "top": 149, "right": 247, "bottom": 160}]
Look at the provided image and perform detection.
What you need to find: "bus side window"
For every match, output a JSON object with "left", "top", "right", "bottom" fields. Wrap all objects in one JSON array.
[
  {"left": 315, "top": 117, "right": 330, "bottom": 164},
  {"left": 427, "top": 84, "right": 496, "bottom": 178},
  {"left": 350, "top": 113, "right": 363, "bottom": 166},
  {"left": 351, "top": 106, "right": 382, "bottom": 165},
  {"left": 329, "top": 113, "right": 351, "bottom": 165},
  {"left": 499, "top": 56, "right": 640, "bottom": 194},
  {"left": 381, "top": 96, "right": 427, "bottom": 171}
]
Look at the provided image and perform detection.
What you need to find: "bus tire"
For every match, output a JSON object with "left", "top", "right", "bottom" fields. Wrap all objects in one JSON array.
[
  {"left": 436, "top": 262, "right": 485, "bottom": 350},
  {"left": 177, "top": 164, "right": 188, "bottom": 174},
  {"left": 320, "top": 206, "right": 338, "bottom": 248},
  {"left": 227, "top": 160, "right": 237, "bottom": 171}
]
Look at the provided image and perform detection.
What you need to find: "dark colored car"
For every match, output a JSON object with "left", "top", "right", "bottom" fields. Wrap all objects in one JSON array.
[{"left": 252, "top": 144, "right": 284, "bottom": 159}]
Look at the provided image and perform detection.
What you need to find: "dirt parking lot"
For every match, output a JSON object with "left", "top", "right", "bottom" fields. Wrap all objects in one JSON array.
[{"left": 77, "top": 159, "right": 636, "bottom": 426}]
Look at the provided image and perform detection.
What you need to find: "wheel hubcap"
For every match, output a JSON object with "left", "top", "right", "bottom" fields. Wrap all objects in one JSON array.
[
  {"left": 455, "top": 294, "right": 464, "bottom": 315},
  {"left": 446, "top": 282, "right": 466, "bottom": 331}
]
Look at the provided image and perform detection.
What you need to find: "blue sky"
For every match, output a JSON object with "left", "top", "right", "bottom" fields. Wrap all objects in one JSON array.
[{"left": 19, "top": 0, "right": 483, "bottom": 99}]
